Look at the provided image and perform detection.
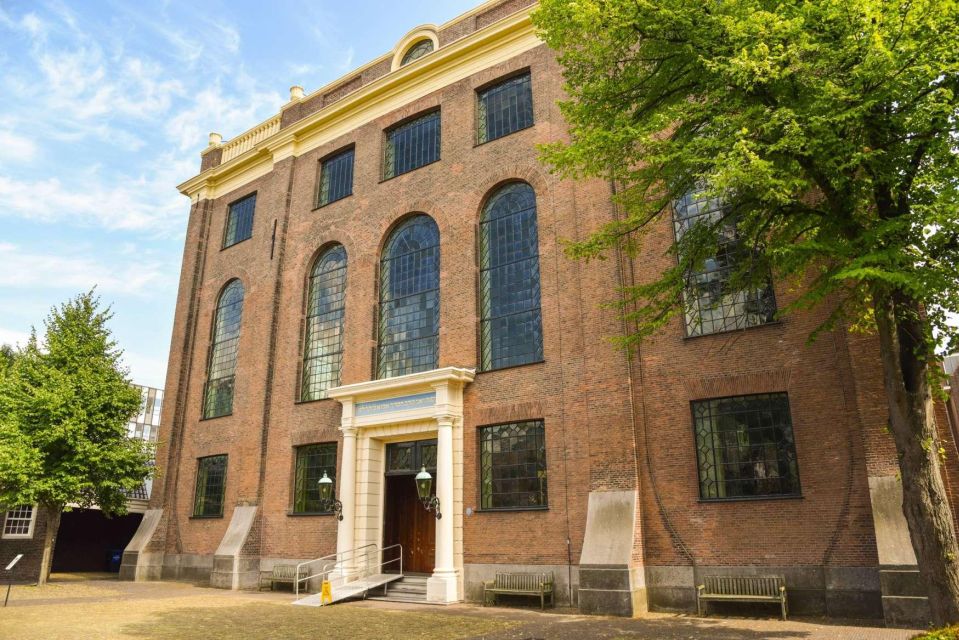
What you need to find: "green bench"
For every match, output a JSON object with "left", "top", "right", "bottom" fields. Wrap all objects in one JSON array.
[
  {"left": 483, "top": 572, "right": 554, "bottom": 610},
  {"left": 697, "top": 575, "right": 788, "bottom": 620},
  {"left": 260, "top": 564, "right": 307, "bottom": 592}
]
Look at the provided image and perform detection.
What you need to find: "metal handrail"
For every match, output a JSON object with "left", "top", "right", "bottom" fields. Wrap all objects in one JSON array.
[
  {"left": 294, "top": 543, "right": 376, "bottom": 596},
  {"left": 294, "top": 543, "right": 405, "bottom": 602}
]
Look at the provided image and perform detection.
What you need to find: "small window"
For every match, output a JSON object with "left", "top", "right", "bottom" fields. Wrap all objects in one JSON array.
[
  {"left": 293, "top": 443, "right": 337, "bottom": 514},
  {"left": 477, "top": 72, "right": 533, "bottom": 144},
  {"left": 673, "top": 190, "right": 776, "bottom": 336},
  {"left": 223, "top": 193, "right": 256, "bottom": 248},
  {"left": 384, "top": 111, "right": 440, "bottom": 179},
  {"left": 316, "top": 148, "right": 354, "bottom": 207},
  {"left": 692, "top": 393, "right": 800, "bottom": 500},
  {"left": 2, "top": 505, "right": 36, "bottom": 539},
  {"left": 479, "top": 421, "right": 548, "bottom": 510},
  {"left": 193, "top": 455, "right": 228, "bottom": 517},
  {"left": 401, "top": 39, "right": 434, "bottom": 66}
]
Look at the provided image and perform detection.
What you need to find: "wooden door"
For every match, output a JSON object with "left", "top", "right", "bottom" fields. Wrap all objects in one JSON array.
[{"left": 383, "top": 475, "right": 435, "bottom": 574}]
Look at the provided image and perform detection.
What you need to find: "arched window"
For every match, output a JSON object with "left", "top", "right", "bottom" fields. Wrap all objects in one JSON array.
[
  {"left": 401, "top": 39, "right": 434, "bottom": 66},
  {"left": 377, "top": 215, "right": 440, "bottom": 379},
  {"left": 203, "top": 280, "right": 244, "bottom": 418},
  {"left": 479, "top": 182, "right": 543, "bottom": 370},
  {"left": 301, "top": 245, "right": 348, "bottom": 401}
]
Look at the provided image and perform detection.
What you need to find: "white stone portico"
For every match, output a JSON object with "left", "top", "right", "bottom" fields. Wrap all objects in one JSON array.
[{"left": 326, "top": 366, "right": 475, "bottom": 604}]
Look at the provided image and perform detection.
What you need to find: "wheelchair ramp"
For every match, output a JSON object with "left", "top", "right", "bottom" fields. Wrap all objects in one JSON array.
[{"left": 292, "top": 573, "right": 403, "bottom": 607}]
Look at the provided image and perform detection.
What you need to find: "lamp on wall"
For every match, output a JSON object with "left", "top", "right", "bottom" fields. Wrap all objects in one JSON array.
[
  {"left": 414, "top": 466, "right": 441, "bottom": 519},
  {"left": 317, "top": 471, "right": 344, "bottom": 521}
]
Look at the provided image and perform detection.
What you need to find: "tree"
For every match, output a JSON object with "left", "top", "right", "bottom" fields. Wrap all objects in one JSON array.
[
  {"left": 534, "top": 0, "right": 959, "bottom": 624},
  {"left": 0, "top": 292, "right": 151, "bottom": 585}
]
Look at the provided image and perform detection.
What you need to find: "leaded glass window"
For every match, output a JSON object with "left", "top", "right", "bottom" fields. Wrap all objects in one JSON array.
[
  {"left": 193, "top": 455, "right": 227, "bottom": 517},
  {"left": 316, "top": 148, "right": 354, "bottom": 207},
  {"left": 692, "top": 393, "right": 800, "bottom": 500},
  {"left": 377, "top": 215, "right": 440, "bottom": 379},
  {"left": 479, "top": 421, "right": 548, "bottom": 510},
  {"left": 203, "top": 280, "right": 244, "bottom": 418},
  {"left": 223, "top": 193, "right": 255, "bottom": 248},
  {"left": 673, "top": 190, "right": 776, "bottom": 336},
  {"left": 293, "top": 443, "right": 337, "bottom": 513},
  {"left": 385, "top": 440, "right": 436, "bottom": 474},
  {"left": 384, "top": 111, "right": 440, "bottom": 179},
  {"left": 477, "top": 72, "right": 533, "bottom": 144},
  {"left": 301, "top": 245, "right": 347, "bottom": 401},
  {"left": 480, "top": 183, "right": 543, "bottom": 370},
  {"left": 2, "top": 505, "right": 36, "bottom": 538},
  {"left": 401, "top": 39, "right": 434, "bottom": 66}
]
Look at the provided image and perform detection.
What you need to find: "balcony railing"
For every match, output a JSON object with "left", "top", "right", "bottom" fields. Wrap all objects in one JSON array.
[{"left": 220, "top": 115, "right": 281, "bottom": 163}]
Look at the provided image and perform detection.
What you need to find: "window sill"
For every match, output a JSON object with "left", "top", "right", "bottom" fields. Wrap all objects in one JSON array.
[
  {"left": 189, "top": 514, "right": 224, "bottom": 520},
  {"left": 682, "top": 319, "right": 783, "bottom": 342},
  {"left": 199, "top": 412, "right": 234, "bottom": 422},
  {"left": 221, "top": 236, "right": 252, "bottom": 251},
  {"left": 473, "top": 122, "right": 534, "bottom": 148},
  {"left": 1, "top": 534, "right": 34, "bottom": 540},
  {"left": 286, "top": 511, "right": 336, "bottom": 517},
  {"left": 698, "top": 493, "right": 802, "bottom": 504},
  {"left": 312, "top": 193, "right": 353, "bottom": 212},
  {"left": 476, "top": 360, "right": 545, "bottom": 375},
  {"left": 294, "top": 397, "right": 334, "bottom": 406},
  {"left": 475, "top": 506, "right": 549, "bottom": 513}
]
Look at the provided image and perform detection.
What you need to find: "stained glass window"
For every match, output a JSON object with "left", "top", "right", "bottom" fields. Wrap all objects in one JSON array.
[
  {"left": 480, "top": 183, "right": 543, "bottom": 370},
  {"left": 293, "top": 443, "right": 337, "bottom": 513},
  {"left": 316, "top": 148, "right": 354, "bottom": 207},
  {"left": 2, "top": 505, "right": 36, "bottom": 538},
  {"left": 377, "top": 215, "right": 440, "bottom": 379},
  {"left": 203, "top": 280, "right": 244, "bottom": 418},
  {"left": 193, "top": 455, "right": 228, "bottom": 517},
  {"left": 480, "top": 421, "right": 548, "bottom": 510},
  {"left": 301, "top": 245, "right": 347, "bottom": 401},
  {"left": 223, "top": 193, "right": 255, "bottom": 248},
  {"left": 673, "top": 190, "right": 776, "bottom": 336},
  {"left": 477, "top": 72, "right": 533, "bottom": 144},
  {"left": 692, "top": 393, "right": 800, "bottom": 500},
  {"left": 384, "top": 111, "right": 440, "bottom": 179},
  {"left": 400, "top": 39, "right": 434, "bottom": 66}
]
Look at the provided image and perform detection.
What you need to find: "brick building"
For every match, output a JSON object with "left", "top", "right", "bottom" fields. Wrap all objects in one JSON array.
[{"left": 120, "top": 0, "right": 956, "bottom": 624}]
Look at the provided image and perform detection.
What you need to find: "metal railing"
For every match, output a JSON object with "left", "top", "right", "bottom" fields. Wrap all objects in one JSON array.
[{"left": 294, "top": 543, "right": 403, "bottom": 599}]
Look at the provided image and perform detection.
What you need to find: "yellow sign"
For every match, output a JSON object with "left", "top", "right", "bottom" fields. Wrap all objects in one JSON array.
[{"left": 321, "top": 580, "right": 332, "bottom": 604}]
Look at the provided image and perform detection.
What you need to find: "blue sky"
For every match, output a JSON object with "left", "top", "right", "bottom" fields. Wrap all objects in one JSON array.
[{"left": 0, "top": 0, "right": 478, "bottom": 388}]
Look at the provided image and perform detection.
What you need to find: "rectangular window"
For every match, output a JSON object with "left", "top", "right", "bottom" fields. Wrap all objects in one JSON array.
[
  {"left": 692, "top": 393, "right": 800, "bottom": 500},
  {"left": 223, "top": 193, "right": 256, "bottom": 248},
  {"left": 673, "top": 190, "right": 776, "bottom": 337},
  {"left": 384, "top": 111, "right": 440, "bottom": 179},
  {"left": 2, "top": 505, "right": 36, "bottom": 539},
  {"left": 292, "top": 443, "right": 337, "bottom": 514},
  {"left": 477, "top": 72, "right": 533, "bottom": 144},
  {"left": 193, "top": 455, "right": 228, "bottom": 517},
  {"left": 479, "top": 421, "right": 548, "bottom": 510},
  {"left": 316, "top": 148, "right": 354, "bottom": 207}
]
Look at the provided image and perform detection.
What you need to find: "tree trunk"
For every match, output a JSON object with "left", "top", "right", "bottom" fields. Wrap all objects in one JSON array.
[
  {"left": 36, "top": 505, "right": 61, "bottom": 587},
  {"left": 874, "top": 292, "right": 959, "bottom": 626}
]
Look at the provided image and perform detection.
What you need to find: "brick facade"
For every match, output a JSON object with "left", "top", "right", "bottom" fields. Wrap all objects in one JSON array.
[{"left": 126, "top": 0, "right": 955, "bottom": 623}]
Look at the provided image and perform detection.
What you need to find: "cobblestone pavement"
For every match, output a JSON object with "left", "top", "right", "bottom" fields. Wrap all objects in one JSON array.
[{"left": 1, "top": 575, "right": 923, "bottom": 640}]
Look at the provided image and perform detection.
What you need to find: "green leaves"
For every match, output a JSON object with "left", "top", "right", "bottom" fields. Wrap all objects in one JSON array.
[{"left": 0, "top": 291, "right": 152, "bottom": 515}]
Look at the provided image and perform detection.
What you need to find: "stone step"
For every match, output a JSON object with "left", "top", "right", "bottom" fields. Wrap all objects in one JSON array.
[{"left": 367, "top": 593, "right": 428, "bottom": 604}]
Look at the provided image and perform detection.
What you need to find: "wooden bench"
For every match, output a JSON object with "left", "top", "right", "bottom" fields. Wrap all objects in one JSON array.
[
  {"left": 483, "top": 572, "right": 554, "bottom": 610},
  {"left": 697, "top": 575, "right": 788, "bottom": 620},
  {"left": 259, "top": 564, "right": 307, "bottom": 592}
]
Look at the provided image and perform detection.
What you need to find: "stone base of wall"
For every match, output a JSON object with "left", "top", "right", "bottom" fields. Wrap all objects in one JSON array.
[
  {"left": 158, "top": 553, "right": 214, "bottom": 584},
  {"left": 646, "top": 565, "right": 883, "bottom": 620}
]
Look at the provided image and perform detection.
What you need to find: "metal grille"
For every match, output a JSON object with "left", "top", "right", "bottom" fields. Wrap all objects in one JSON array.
[
  {"left": 203, "top": 280, "right": 244, "bottom": 418},
  {"left": 480, "top": 421, "right": 548, "bottom": 510},
  {"left": 480, "top": 182, "right": 543, "bottom": 370},
  {"left": 223, "top": 193, "right": 255, "bottom": 248},
  {"left": 377, "top": 215, "right": 440, "bottom": 379},
  {"left": 673, "top": 190, "right": 776, "bottom": 336},
  {"left": 477, "top": 72, "right": 533, "bottom": 144},
  {"left": 317, "top": 148, "right": 354, "bottom": 206},
  {"left": 293, "top": 443, "right": 337, "bottom": 513},
  {"left": 384, "top": 111, "right": 440, "bottom": 179},
  {"left": 193, "top": 455, "right": 228, "bottom": 517},
  {"left": 400, "top": 39, "right": 434, "bottom": 66},
  {"left": 2, "top": 505, "right": 34, "bottom": 537},
  {"left": 301, "top": 245, "right": 347, "bottom": 401},
  {"left": 692, "top": 393, "right": 800, "bottom": 500}
]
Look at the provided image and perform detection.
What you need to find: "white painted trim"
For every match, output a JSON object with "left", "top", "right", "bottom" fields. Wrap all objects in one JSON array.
[
  {"left": 2, "top": 505, "right": 37, "bottom": 539},
  {"left": 391, "top": 26, "right": 440, "bottom": 71}
]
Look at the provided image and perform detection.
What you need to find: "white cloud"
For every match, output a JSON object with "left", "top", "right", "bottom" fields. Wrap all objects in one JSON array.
[
  {"left": 0, "top": 326, "right": 31, "bottom": 348},
  {"left": 0, "top": 130, "right": 37, "bottom": 163}
]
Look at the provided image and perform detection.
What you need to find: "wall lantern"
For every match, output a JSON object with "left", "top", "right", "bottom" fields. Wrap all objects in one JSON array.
[
  {"left": 317, "top": 471, "right": 344, "bottom": 521},
  {"left": 415, "top": 466, "right": 442, "bottom": 519}
]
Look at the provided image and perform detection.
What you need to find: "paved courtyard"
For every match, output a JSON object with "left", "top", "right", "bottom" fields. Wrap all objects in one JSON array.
[{"left": 0, "top": 574, "right": 924, "bottom": 640}]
